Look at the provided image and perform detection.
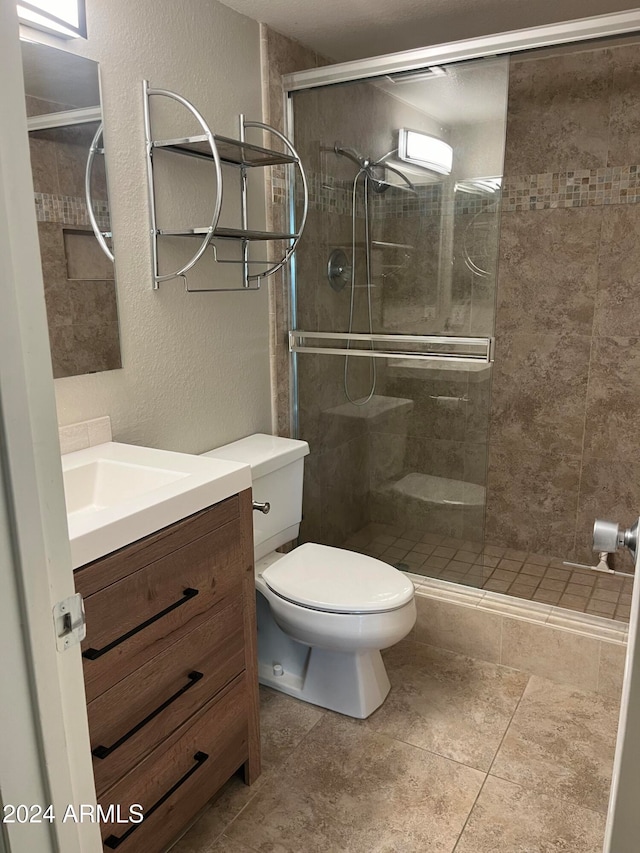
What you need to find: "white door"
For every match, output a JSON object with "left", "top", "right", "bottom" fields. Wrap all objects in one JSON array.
[
  {"left": 0, "top": 2, "right": 100, "bottom": 851},
  {"left": 603, "top": 520, "right": 640, "bottom": 852}
]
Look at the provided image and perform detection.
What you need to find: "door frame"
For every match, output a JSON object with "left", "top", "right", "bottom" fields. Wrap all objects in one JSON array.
[
  {"left": 3, "top": 5, "right": 640, "bottom": 853},
  {"left": 282, "top": 9, "right": 640, "bottom": 91},
  {"left": 0, "top": 2, "right": 100, "bottom": 851}
]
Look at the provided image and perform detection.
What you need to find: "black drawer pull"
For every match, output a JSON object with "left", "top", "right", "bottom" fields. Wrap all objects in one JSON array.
[
  {"left": 103, "top": 750, "right": 209, "bottom": 849},
  {"left": 83, "top": 588, "right": 199, "bottom": 661},
  {"left": 92, "top": 671, "right": 204, "bottom": 760}
]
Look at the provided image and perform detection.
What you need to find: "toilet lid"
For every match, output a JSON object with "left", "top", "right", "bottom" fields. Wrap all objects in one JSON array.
[{"left": 261, "top": 543, "right": 414, "bottom": 614}]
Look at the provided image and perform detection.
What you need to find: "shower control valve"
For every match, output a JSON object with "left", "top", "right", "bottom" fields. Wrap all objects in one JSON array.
[{"left": 593, "top": 518, "right": 639, "bottom": 560}]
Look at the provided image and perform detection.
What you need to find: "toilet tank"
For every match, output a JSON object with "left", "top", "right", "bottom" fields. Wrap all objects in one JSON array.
[{"left": 202, "top": 434, "right": 309, "bottom": 559}]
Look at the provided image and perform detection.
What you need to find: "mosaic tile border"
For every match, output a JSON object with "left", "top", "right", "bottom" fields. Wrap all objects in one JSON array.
[
  {"left": 34, "top": 191, "right": 110, "bottom": 230},
  {"left": 281, "top": 171, "right": 445, "bottom": 218},
  {"left": 277, "top": 164, "right": 640, "bottom": 217},
  {"left": 503, "top": 166, "right": 640, "bottom": 211},
  {"left": 454, "top": 195, "right": 500, "bottom": 216},
  {"left": 276, "top": 169, "right": 500, "bottom": 219}
]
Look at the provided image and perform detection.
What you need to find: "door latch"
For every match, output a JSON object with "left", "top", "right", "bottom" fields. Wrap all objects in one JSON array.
[{"left": 53, "top": 593, "right": 86, "bottom": 652}]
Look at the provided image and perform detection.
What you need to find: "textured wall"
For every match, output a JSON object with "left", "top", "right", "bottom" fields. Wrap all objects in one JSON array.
[
  {"left": 486, "top": 42, "right": 640, "bottom": 570},
  {"left": 51, "top": 0, "right": 272, "bottom": 454}
]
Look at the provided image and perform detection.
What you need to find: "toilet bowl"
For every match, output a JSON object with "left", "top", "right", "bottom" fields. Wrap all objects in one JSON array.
[{"left": 203, "top": 434, "right": 416, "bottom": 718}]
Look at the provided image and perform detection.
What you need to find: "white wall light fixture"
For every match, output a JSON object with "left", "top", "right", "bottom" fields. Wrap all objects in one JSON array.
[
  {"left": 398, "top": 128, "right": 453, "bottom": 176},
  {"left": 17, "top": 0, "right": 86, "bottom": 38}
]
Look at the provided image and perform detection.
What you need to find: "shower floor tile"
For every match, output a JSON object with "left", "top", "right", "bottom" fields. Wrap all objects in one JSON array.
[
  {"left": 172, "top": 639, "right": 618, "bottom": 853},
  {"left": 341, "top": 525, "right": 633, "bottom": 623}
]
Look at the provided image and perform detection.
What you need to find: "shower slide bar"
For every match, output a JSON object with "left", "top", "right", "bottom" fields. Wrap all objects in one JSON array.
[{"left": 289, "top": 331, "right": 495, "bottom": 364}]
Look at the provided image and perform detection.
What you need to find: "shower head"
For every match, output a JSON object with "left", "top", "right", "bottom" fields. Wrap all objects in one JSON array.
[{"left": 334, "top": 143, "right": 391, "bottom": 193}]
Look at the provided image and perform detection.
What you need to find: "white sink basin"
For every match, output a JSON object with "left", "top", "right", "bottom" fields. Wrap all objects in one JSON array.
[
  {"left": 64, "top": 459, "right": 189, "bottom": 515},
  {"left": 62, "top": 442, "right": 251, "bottom": 569}
]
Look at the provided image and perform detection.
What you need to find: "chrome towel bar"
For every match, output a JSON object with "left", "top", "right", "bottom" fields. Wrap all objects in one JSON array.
[{"left": 288, "top": 331, "right": 495, "bottom": 364}]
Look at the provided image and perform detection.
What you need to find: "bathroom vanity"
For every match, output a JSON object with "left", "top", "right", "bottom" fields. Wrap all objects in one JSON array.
[{"left": 65, "top": 443, "right": 260, "bottom": 852}]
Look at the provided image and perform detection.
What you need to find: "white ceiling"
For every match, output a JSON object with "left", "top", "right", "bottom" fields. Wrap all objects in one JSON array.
[{"left": 221, "top": 0, "right": 639, "bottom": 62}]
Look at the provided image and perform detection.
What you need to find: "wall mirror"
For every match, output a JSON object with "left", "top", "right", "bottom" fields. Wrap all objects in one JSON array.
[{"left": 21, "top": 38, "right": 122, "bottom": 378}]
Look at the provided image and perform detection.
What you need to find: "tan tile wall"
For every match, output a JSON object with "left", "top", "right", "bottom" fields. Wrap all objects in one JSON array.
[
  {"left": 266, "top": 34, "right": 640, "bottom": 568},
  {"left": 412, "top": 585, "right": 627, "bottom": 700},
  {"left": 260, "top": 26, "right": 326, "bottom": 439},
  {"left": 261, "top": 28, "right": 371, "bottom": 545},
  {"left": 262, "top": 27, "right": 452, "bottom": 546},
  {"left": 26, "top": 94, "right": 121, "bottom": 378},
  {"left": 486, "top": 42, "right": 640, "bottom": 571}
]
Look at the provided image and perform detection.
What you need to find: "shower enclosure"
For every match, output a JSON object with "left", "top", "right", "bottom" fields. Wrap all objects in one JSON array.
[{"left": 286, "top": 57, "right": 508, "bottom": 589}]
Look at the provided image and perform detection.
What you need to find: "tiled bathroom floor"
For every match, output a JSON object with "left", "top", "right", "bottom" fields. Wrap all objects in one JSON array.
[
  {"left": 172, "top": 639, "right": 618, "bottom": 853},
  {"left": 342, "top": 523, "right": 633, "bottom": 623}
]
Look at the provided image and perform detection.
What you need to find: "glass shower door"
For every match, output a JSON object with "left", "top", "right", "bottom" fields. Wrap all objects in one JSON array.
[{"left": 289, "top": 56, "right": 508, "bottom": 588}]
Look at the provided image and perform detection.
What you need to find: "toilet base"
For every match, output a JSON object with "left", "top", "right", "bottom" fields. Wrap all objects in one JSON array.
[
  {"left": 255, "top": 580, "right": 405, "bottom": 719},
  {"left": 258, "top": 646, "right": 391, "bottom": 719}
]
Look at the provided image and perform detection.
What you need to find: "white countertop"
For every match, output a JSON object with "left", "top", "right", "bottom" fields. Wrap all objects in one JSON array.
[{"left": 62, "top": 441, "right": 251, "bottom": 569}]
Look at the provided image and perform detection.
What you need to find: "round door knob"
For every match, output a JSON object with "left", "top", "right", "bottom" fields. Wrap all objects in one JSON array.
[{"left": 593, "top": 519, "right": 623, "bottom": 553}]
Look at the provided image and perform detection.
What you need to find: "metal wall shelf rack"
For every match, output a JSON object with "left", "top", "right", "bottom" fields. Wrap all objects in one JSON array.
[{"left": 143, "top": 81, "right": 308, "bottom": 292}]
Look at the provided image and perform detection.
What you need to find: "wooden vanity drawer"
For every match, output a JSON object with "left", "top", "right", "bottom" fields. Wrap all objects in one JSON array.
[
  {"left": 81, "top": 517, "right": 243, "bottom": 703},
  {"left": 88, "top": 597, "right": 245, "bottom": 796},
  {"left": 75, "top": 497, "right": 240, "bottom": 596},
  {"left": 99, "top": 673, "right": 249, "bottom": 853}
]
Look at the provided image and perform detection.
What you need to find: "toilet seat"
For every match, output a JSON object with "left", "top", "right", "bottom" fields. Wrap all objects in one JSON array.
[{"left": 261, "top": 542, "right": 414, "bottom": 614}]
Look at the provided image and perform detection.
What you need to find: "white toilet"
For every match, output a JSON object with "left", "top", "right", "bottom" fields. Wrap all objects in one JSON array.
[{"left": 203, "top": 434, "right": 416, "bottom": 719}]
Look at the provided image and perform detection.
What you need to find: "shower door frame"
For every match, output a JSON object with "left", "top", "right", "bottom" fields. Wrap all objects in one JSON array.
[
  {"left": 282, "top": 12, "right": 640, "bottom": 853},
  {"left": 283, "top": 10, "right": 640, "bottom": 91},
  {"left": 282, "top": 8, "right": 640, "bottom": 437}
]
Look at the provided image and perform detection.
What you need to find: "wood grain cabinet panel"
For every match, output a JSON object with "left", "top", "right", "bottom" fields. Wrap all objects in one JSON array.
[
  {"left": 74, "top": 490, "right": 260, "bottom": 852},
  {"left": 80, "top": 517, "right": 243, "bottom": 703},
  {"left": 88, "top": 598, "right": 245, "bottom": 796},
  {"left": 75, "top": 496, "right": 240, "bottom": 597},
  {"left": 98, "top": 674, "right": 249, "bottom": 853}
]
